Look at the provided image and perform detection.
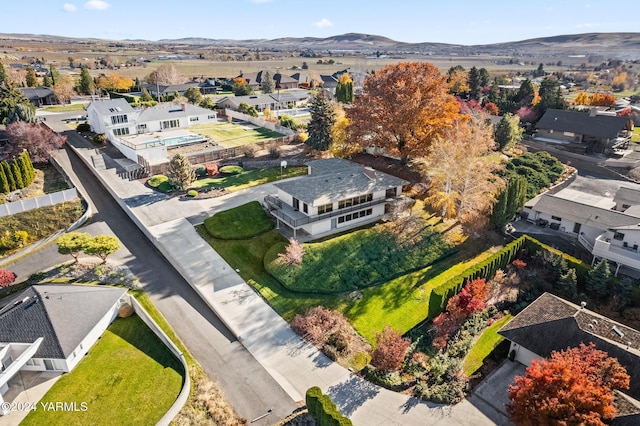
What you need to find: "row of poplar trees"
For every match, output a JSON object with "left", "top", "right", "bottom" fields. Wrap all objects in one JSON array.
[{"left": 0, "top": 151, "right": 35, "bottom": 194}]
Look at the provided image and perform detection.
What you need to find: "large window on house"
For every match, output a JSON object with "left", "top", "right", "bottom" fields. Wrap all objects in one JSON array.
[
  {"left": 338, "top": 194, "right": 373, "bottom": 209},
  {"left": 317, "top": 203, "right": 333, "bottom": 214},
  {"left": 338, "top": 208, "right": 373, "bottom": 224},
  {"left": 551, "top": 216, "right": 562, "bottom": 221},
  {"left": 110, "top": 114, "right": 128, "bottom": 125},
  {"left": 161, "top": 119, "right": 180, "bottom": 129},
  {"left": 614, "top": 232, "right": 625, "bottom": 241},
  {"left": 189, "top": 116, "right": 199, "bottom": 122},
  {"left": 113, "top": 127, "right": 130, "bottom": 136}
]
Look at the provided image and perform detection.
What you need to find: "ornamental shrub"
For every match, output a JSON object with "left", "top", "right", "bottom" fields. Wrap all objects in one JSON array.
[
  {"left": 148, "top": 175, "right": 168, "bottom": 188},
  {"left": 219, "top": 165, "right": 243, "bottom": 175},
  {"left": 187, "top": 189, "right": 198, "bottom": 197}
]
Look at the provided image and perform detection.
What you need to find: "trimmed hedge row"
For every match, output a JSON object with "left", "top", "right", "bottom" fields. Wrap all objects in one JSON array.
[
  {"left": 306, "top": 386, "right": 352, "bottom": 426},
  {"left": 427, "top": 234, "right": 590, "bottom": 319},
  {"left": 0, "top": 152, "right": 35, "bottom": 194}
]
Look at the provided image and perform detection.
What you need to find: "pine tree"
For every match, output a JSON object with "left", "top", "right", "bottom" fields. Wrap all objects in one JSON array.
[
  {"left": 558, "top": 268, "right": 578, "bottom": 299},
  {"left": 489, "top": 176, "right": 527, "bottom": 228},
  {"left": 306, "top": 92, "right": 335, "bottom": 151},
  {"left": 77, "top": 66, "right": 95, "bottom": 95},
  {"left": 335, "top": 73, "right": 353, "bottom": 103},
  {"left": 615, "top": 277, "right": 634, "bottom": 300},
  {"left": 261, "top": 71, "right": 274, "bottom": 94},
  {"left": 19, "top": 152, "right": 35, "bottom": 184},
  {"left": 587, "top": 259, "right": 611, "bottom": 299},
  {"left": 168, "top": 153, "right": 195, "bottom": 190},
  {"left": 0, "top": 62, "right": 7, "bottom": 86},
  {"left": 49, "top": 65, "right": 59, "bottom": 86},
  {"left": 43, "top": 75, "right": 53, "bottom": 87},
  {"left": 2, "top": 162, "right": 15, "bottom": 191},
  {"left": 11, "top": 161, "right": 24, "bottom": 189},
  {"left": 0, "top": 164, "right": 9, "bottom": 194},
  {"left": 468, "top": 66, "right": 481, "bottom": 100},
  {"left": 141, "top": 88, "right": 153, "bottom": 102},
  {"left": 26, "top": 66, "right": 38, "bottom": 87}
]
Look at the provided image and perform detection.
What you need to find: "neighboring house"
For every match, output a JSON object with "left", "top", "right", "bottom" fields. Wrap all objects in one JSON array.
[
  {"left": 19, "top": 86, "right": 57, "bottom": 106},
  {"left": 0, "top": 284, "right": 127, "bottom": 414},
  {"left": 264, "top": 158, "right": 410, "bottom": 239},
  {"left": 238, "top": 71, "right": 298, "bottom": 90},
  {"left": 87, "top": 99, "right": 217, "bottom": 163},
  {"left": 522, "top": 178, "right": 640, "bottom": 275},
  {"left": 142, "top": 82, "right": 201, "bottom": 99},
  {"left": 216, "top": 90, "right": 309, "bottom": 112},
  {"left": 498, "top": 292, "right": 640, "bottom": 423},
  {"left": 290, "top": 71, "right": 320, "bottom": 89},
  {"left": 535, "top": 108, "right": 634, "bottom": 154}
]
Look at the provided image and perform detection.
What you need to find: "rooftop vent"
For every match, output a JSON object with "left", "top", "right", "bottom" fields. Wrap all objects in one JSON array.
[
  {"left": 613, "top": 326, "right": 625, "bottom": 338},
  {"left": 580, "top": 301, "right": 587, "bottom": 309}
]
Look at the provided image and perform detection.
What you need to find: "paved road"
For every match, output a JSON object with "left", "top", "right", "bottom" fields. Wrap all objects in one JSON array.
[{"left": 11, "top": 117, "right": 297, "bottom": 422}]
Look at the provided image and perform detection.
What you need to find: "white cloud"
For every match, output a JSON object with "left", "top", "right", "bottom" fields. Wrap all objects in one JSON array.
[
  {"left": 63, "top": 3, "right": 77, "bottom": 12},
  {"left": 314, "top": 18, "right": 333, "bottom": 29},
  {"left": 84, "top": 0, "right": 110, "bottom": 10}
]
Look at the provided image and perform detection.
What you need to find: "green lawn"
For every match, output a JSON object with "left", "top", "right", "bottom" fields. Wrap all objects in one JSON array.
[
  {"left": 189, "top": 121, "right": 285, "bottom": 148},
  {"left": 21, "top": 315, "right": 184, "bottom": 426},
  {"left": 41, "top": 104, "right": 86, "bottom": 112},
  {"left": 633, "top": 127, "right": 640, "bottom": 143},
  {"left": 203, "top": 201, "right": 274, "bottom": 239},
  {"left": 190, "top": 166, "right": 307, "bottom": 192},
  {"left": 462, "top": 314, "right": 513, "bottom": 376}
]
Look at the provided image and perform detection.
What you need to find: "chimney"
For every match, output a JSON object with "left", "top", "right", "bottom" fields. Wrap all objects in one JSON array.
[
  {"left": 589, "top": 107, "right": 597, "bottom": 117},
  {"left": 363, "top": 167, "right": 376, "bottom": 180},
  {"left": 181, "top": 103, "right": 186, "bottom": 112}
]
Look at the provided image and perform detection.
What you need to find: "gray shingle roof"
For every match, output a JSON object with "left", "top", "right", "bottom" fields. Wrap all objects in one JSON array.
[
  {"left": 0, "top": 284, "right": 126, "bottom": 359},
  {"left": 274, "top": 159, "right": 408, "bottom": 205},
  {"left": 499, "top": 292, "right": 640, "bottom": 400},
  {"left": 142, "top": 82, "right": 200, "bottom": 94},
  {"left": 88, "top": 98, "right": 134, "bottom": 116},
  {"left": 19, "top": 86, "right": 54, "bottom": 100},
  {"left": 526, "top": 193, "right": 640, "bottom": 231},
  {"left": 137, "top": 102, "right": 214, "bottom": 123},
  {"left": 615, "top": 187, "right": 640, "bottom": 209},
  {"left": 536, "top": 109, "right": 631, "bottom": 139}
]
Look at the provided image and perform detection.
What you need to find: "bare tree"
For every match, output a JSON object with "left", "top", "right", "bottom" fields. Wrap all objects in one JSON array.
[{"left": 145, "top": 64, "right": 185, "bottom": 85}]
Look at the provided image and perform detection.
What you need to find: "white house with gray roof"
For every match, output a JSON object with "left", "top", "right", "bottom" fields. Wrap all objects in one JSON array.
[
  {"left": 87, "top": 99, "right": 217, "bottom": 163},
  {"left": 0, "top": 285, "right": 127, "bottom": 413},
  {"left": 264, "top": 158, "right": 410, "bottom": 239},
  {"left": 522, "top": 176, "right": 640, "bottom": 275}
]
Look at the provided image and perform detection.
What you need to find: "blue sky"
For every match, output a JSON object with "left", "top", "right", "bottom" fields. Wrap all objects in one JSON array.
[{"left": 2, "top": 0, "right": 636, "bottom": 45}]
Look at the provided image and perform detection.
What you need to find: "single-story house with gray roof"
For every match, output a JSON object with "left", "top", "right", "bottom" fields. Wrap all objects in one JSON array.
[
  {"left": 19, "top": 86, "right": 57, "bottom": 106},
  {"left": 499, "top": 292, "right": 640, "bottom": 423},
  {"left": 535, "top": 108, "right": 634, "bottom": 154},
  {"left": 0, "top": 284, "right": 127, "bottom": 413},
  {"left": 264, "top": 158, "right": 410, "bottom": 239}
]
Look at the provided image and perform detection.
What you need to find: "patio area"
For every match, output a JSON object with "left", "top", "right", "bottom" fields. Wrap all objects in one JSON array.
[{"left": 1, "top": 371, "right": 61, "bottom": 425}]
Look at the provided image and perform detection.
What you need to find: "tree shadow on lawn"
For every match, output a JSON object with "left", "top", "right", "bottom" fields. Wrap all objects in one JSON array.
[
  {"left": 327, "top": 375, "right": 380, "bottom": 417},
  {"left": 109, "top": 315, "right": 185, "bottom": 375}
]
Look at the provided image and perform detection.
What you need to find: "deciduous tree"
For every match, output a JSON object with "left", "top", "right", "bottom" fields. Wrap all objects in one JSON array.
[
  {"left": 370, "top": 326, "right": 410, "bottom": 372},
  {"left": 184, "top": 87, "right": 203, "bottom": 104},
  {"left": 306, "top": 92, "right": 335, "bottom": 151},
  {"left": 145, "top": 64, "right": 185, "bottom": 85},
  {"left": 0, "top": 269, "right": 16, "bottom": 287},
  {"left": 95, "top": 74, "right": 134, "bottom": 92},
  {"left": 6, "top": 122, "right": 67, "bottom": 163},
  {"left": 237, "top": 102, "right": 258, "bottom": 117},
  {"left": 508, "top": 343, "right": 630, "bottom": 426},
  {"left": 232, "top": 77, "right": 252, "bottom": 96},
  {"left": 278, "top": 238, "right": 305, "bottom": 265},
  {"left": 53, "top": 74, "right": 76, "bottom": 105},
  {"left": 346, "top": 62, "right": 460, "bottom": 161},
  {"left": 56, "top": 232, "right": 91, "bottom": 262},
  {"left": 0, "top": 62, "right": 7, "bottom": 86},
  {"left": 83, "top": 234, "right": 120, "bottom": 263},
  {"left": 335, "top": 73, "right": 353, "bottom": 103},
  {"left": 25, "top": 66, "right": 38, "bottom": 87},
  {"left": 168, "top": 153, "right": 195, "bottom": 190}
]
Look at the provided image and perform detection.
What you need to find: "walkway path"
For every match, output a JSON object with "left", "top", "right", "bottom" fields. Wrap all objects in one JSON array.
[{"left": 62, "top": 131, "right": 506, "bottom": 424}]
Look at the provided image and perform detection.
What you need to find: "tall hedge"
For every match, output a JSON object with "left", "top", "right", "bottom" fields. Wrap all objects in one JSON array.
[
  {"left": 10, "top": 161, "right": 24, "bottom": 189},
  {"left": 490, "top": 175, "right": 527, "bottom": 228},
  {"left": 0, "top": 165, "right": 8, "bottom": 194},
  {"left": 305, "top": 386, "right": 353, "bottom": 426},
  {"left": 2, "top": 161, "right": 15, "bottom": 192},
  {"left": 0, "top": 153, "right": 35, "bottom": 194}
]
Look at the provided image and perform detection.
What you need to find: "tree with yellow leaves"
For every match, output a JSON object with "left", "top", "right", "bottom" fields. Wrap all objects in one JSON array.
[{"left": 573, "top": 91, "right": 591, "bottom": 106}]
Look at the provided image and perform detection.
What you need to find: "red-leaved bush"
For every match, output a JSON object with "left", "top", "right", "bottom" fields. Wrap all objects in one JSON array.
[
  {"left": 370, "top": 326, "right": 410, "bottom": 372},
  {"left": 278, "top": 237, "right": 305, "bottom": 265},
  {"left": 0, "top": 269, "right": 17, "bottom": 287}
]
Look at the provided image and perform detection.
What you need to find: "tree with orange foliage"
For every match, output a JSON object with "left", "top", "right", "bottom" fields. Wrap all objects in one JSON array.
[
  {"left": 370, "top": 326, "right": 410, "bottom": 372},
  {"left": 590, "top": 92, "right": 616, "bottom": 107},
  {"left": 573, "top": 91, "right": 591, "bottom": 106},
  {"left": 96, "top": 74, "right": 134, "bottom": 92},
  {"left": 508, "top": 343, "right": 630, "bottom": 426},
  {"left": 346, "top": 62, "right": 461, "bottom": 162}
]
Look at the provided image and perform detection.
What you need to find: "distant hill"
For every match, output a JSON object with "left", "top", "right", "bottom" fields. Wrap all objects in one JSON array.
[{"left": 1, "top": 31, "right": 639, "bottom": 58}]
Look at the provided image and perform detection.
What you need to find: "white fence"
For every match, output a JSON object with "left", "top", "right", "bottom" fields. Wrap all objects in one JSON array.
[{"left": 0, "top": 188, "right": 78, "bottom": 217}]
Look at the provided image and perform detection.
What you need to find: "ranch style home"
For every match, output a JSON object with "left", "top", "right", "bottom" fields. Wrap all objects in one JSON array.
[
  {"left": 264, "top": 158, "right": 411, "bottom": 239},
  {"left": 522, "top": 177, "right": 640, "bottom": 276},
  {"left": 499, "top": 292, "right": 640, "bottom": 424},
  {"left": 0, "top": 285, "right": 127, "bottom": 415},
  {"left": 87, "top": 98, "right": 217, "bottom": 164}
]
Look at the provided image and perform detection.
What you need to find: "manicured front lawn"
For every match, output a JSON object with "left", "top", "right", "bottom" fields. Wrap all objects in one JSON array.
[
  {"left": 41, "top": 104, "right": 86, "bottom": 112},
  {"left": 191, "top": 166, "right": 307, "bottom": 192},
  {"left": 633, "top": 127, "right": 640, "bottom": 143},
  {"left": 21, "top": 315, "right": 184, "bottom": 426},
  {"left": 462, "top": 314, "right": 513, "bottom": 376},
  {"left": 190, "top": 121, "right": 285, "bottom": 148},
  {"left": 203, "top": 201, "right": 274, "bottom": 239}
]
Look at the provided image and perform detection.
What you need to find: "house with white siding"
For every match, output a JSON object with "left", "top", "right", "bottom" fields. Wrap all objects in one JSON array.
[
  {"left": 264, "top": 158, "right": 410, "bottom": 239},
  {"left": 0, "top": 285, "right": 127, "bottom": 414}
]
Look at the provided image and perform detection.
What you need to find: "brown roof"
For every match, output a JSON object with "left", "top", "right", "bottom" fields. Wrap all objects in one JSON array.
[{"left": 499, "top": 293, "right": 640, "bottom": 400}]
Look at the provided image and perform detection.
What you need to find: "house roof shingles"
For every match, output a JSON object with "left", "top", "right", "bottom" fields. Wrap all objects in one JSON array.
[
  {"left": 136, "top": 102, "right": 214, "bottom": 123},
  {"left": 499, "top": 292, "right": 640, "bottom": 400},
  {"left": 19, "top": 86, "right": 54, "bottom": 101},
  {"left": 88, "top": 98, "right": 134, "bottom": 116},
  {"left": 0, "top": 284, "right": 126, "bottom": 359},
  {"left": 615, "top": 187, "right": 640, "bottom": 208},
  {"left": 536, "top": 108, "right": 631, "bottom": 139},
  {"left": 274, "top": 158, "right": 408, "bottom": 205}
]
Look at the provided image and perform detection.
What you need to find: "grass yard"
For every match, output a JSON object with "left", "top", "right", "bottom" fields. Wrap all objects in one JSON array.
[
  {"left": 462, "top": 314, "right": 513, "bottom": 376},
  {"left": 203, "top": 201, "right": 274, "bottom": 239},
  {"left": 633, "top": 127, "right": 640, "bottom": 143},
  {"left": 190, "top": 166, "right": 307, "bottom": 193},
  {"left": 41, "top": 103, "right": 86, "bottom": 112},
  {"left": 21, "top": 315, "right": 184, "bottom": 426},
  {"left": 190, "top": 121, "right": 285, "bottom": 148},
  {"left": 266, "top": 221, "right": 454, "bottom": 293}
]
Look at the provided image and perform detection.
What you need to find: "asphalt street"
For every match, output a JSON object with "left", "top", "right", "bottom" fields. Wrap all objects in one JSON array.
[{"left": 8, "top": 113, "right": 297, "bottom": 423}]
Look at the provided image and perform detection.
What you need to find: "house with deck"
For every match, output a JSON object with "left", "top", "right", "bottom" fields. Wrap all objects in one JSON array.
[
  {"left": 0, "top": 285, "right": 127, "bottom": 415},
  {"left": 499, "top": 292, "right": 640, "bottom": 424},
  {"left": 535, "top": 109, "right": 633, "bottom": 154},
  {"left": 87, "top": 99, "right": 217, "bottom": 163},
  {"left": 264, "top": 158, "right": 410, "bottom": 239}
]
